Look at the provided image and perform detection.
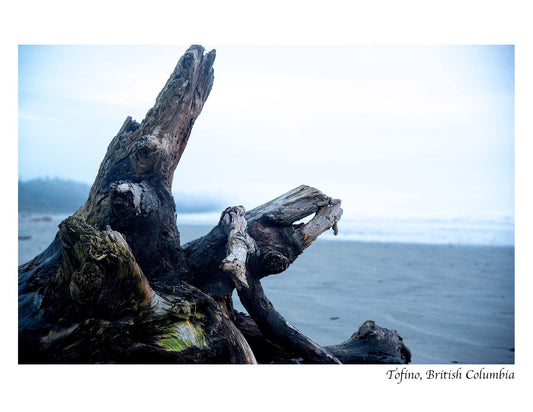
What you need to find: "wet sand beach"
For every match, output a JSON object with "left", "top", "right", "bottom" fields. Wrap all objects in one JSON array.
[{"left": 256, "top": 240, "right": 514, "bottom": 364}]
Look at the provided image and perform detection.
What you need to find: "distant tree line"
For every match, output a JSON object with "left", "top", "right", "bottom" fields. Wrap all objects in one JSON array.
[
  {"left": 19, "top": 178, "right": 90, "bottom": 213},
  {"left": 18, "top": 178, "right": 224, "bottom": 214}
]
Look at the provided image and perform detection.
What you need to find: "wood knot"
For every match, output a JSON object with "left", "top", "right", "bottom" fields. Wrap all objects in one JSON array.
[{"left": 260, "top": 251, "right": 289, "bottom": 275}]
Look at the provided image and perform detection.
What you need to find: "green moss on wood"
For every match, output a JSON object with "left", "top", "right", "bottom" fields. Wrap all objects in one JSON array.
[{"left": 157, "top": 320, "right": 208, "bottom": 352}]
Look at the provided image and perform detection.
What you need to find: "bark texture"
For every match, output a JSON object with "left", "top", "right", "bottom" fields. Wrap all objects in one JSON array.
[{"left": 18, "top": 45, "right": 411, "bottom": 364}]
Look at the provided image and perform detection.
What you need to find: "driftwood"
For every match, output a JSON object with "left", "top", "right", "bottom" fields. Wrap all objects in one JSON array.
[{"left": 18, "top": 45, "right": 411, "bottom": 364}]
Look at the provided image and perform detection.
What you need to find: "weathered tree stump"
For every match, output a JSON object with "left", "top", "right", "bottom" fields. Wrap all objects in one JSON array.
[{"left": 18, "top": 45, "right": 411, "bottom": 364}]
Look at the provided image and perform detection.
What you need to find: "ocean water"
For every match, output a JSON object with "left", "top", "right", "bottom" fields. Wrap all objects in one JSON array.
[
  {"left": 321, "top": 214, "right": 515, "bottom": 246},
  {"left": 176, "top": 212, "right": 515, "bottom": 247},
  {"left": 18, "top": 211, "right": 515, "bottom": 255}
]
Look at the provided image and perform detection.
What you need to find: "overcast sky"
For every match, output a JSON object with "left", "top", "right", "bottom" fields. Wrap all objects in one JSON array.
[{"left": 18, "top": 45, "right": 514, "bottom": 219}]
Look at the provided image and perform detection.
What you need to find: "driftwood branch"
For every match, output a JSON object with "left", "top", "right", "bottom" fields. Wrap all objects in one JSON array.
[
  {"left": 236, "top": 278, "right": 341, "bottom": 364},
  {"left": 220, "top": 206, "right": 256, "bottom": 289},
  {"left": 75, "top": 45, "right": 216, "bottom": 281},
  {"left": 234, "top": 314, "right": 412, "bottom": 364},
  {"left": 216, "top": 198, "right": 341, "bottom": 364}
]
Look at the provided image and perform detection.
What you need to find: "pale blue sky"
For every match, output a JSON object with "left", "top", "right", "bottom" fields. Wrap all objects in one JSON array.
[{"left": 18, "top": 45, "right": 514, "bottom": 219}]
